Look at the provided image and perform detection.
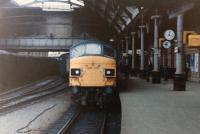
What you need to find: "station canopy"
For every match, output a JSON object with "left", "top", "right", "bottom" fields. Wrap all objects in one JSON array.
[
  {"left": 12, "top": 0, "right": 85, "bottom": 11},
  {"left": 84, "top": 0, "right": 140, "bottom": 33},
  {"left": 0, "top": 0, "right": 197, "bottom": 34},
  {"left": 10, "top": 0, "right": 140, "bottom": 33}
]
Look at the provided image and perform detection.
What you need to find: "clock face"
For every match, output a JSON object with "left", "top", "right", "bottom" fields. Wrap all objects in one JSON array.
[
  {"left": 164, "top": 30, "right": 175, "bottom": 41},
  {"left": 163, "top": 40, "right": 171, "bottom": 49}
]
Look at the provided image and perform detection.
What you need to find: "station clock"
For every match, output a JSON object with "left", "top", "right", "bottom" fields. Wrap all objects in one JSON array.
[
  {"left": 162, "top": 40, "right": 171, "bottom": 49},
  {"left": 164, "top": 29, "right": 175, "bottom": 41}
]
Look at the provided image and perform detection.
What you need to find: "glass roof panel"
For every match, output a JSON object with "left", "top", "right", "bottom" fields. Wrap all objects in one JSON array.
[
  {"left": 13, "top": 0, "right": 84, "bottom": 11},
  {"left": 126, "top": 7, "right": 140, "bottom": 19},
  {"left": 12, "top": 0, "right": 35, "bottom": 5}
]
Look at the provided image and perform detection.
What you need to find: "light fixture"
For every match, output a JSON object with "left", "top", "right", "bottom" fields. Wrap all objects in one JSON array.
[{"left": 109, "top": 38, "right": 115, "bottom": 42}]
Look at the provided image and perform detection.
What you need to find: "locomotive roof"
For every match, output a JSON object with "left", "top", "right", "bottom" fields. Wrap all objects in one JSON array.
[{"left": 71, "top": 40, "right": 113, "bottom": 49}]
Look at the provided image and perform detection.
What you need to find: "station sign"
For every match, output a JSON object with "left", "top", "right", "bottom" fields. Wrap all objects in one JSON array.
[
  {"left": 136, "top": 49, "right": 141, "bottom": 55},
  {"left": 183, "top": 31, "right": 197, "bottom": 45},
  {"left": 188, "top": 35, "right": 200, "bottom": 48},
  {"left": 123, "top": 53, "right": 127, "bottom": 56},
  {"left": 128, "top": 50, "right": 132, "bottom": 55},
  {"left": 174, "top": 47, "right": 179, "bottom": 53}
]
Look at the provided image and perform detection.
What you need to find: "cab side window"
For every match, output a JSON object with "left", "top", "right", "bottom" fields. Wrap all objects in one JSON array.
[
  {"left": 103, "top": 46, "right": 114, "bottom": 57},
  {"left": 70, "top": 45, "right": 85, "bottom": 59}
]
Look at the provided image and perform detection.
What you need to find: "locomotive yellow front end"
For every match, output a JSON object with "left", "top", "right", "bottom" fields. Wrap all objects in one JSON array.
[
  {"left": 70, "top": 56, "right": 116, "bottom": 87},
  {"left": 69, "top": 41, "right": 117, "bottom": 106}
]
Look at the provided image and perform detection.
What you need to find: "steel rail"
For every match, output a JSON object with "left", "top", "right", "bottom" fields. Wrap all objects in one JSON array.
[
  {"left": 0, "top": 78, "right": 68, "bottom": 115},
  {"left": 56, "top": 110, "right": 107, "bottom": 134},
  {"left": 0, "top": 79, "right": 64, "bottom": 104},
  {"left": 99, "top": 112, "right": 107, "bottom": 134},
  {"left": 0, "top": 76, "right": 60, "bottom": 97},
  {"left": 48, "top": 104, "right": 81, "bottom": 134},
  {"left": 56, "top": 109, "right": 81, "bottom": 134}
]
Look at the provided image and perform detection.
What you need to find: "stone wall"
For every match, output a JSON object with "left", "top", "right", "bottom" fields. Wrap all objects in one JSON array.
[{"left": 0, "top": 54, "right": 59, "bottom": 90}]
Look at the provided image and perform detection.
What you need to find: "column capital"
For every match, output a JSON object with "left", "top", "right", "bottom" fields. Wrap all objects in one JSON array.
[
  {"left": 139, "top": 25, "right": 146, "bottom": 29},
  {"left": 131, "top": 32, "right": 136, "bottom": 36},
  {"left": 151, "top": 15, "right": 160, "bottom": 20}
]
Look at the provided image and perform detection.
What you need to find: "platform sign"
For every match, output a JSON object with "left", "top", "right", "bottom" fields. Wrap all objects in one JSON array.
[
  {"left": 195, "top": 53, "right": 199, "bottom": 73},
  {"left": 174, "top": 47, "right": 178, "bottom": 53},
  {"left": 188, "top": 35, "right": 200, "bottom": 48},
  {"left": 183, "top": 31, "right": 196, "bottom": 45},
  {"left": 136, "top": 49, "right": 141, "bottom": 55},
  {"left": 190, "top": 53, "right": 199, "bottom": 73},
  {"left": 123, "top": 53, "right": 127, "bottom": 56},
  {"left": 128, "top": 50, "right": 132, "bottom": 55}
]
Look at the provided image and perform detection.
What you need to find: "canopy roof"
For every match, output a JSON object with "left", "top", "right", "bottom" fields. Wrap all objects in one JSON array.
[
  {"left": 0, "top": 0, "right": 198, "bottom": 35},
  {"left": 12, "top": 0, "right": 84, "bottom": 11}
]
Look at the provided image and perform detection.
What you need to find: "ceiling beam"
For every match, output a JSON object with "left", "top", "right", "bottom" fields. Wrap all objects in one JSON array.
[
  {"left": 104, "top": 0, "right": 110, "bottom": 17},
  {"left": 168, "top": 2, "right": 194, "bottom": 19}
]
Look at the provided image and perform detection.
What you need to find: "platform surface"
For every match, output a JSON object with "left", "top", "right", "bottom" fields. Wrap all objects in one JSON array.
[
  {"left": 0, "top": 92, "right": 70, "bottom": 134},
  {"left": 120, "top": 77, "right": 200, "bottom": 134}
]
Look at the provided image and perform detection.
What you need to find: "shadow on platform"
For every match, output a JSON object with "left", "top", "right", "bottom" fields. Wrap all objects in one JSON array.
[{"left": 118, "top": 78, "right": 139, "bottom": 92}]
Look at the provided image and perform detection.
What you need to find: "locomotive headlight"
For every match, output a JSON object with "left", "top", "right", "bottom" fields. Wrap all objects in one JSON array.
[
  {"left": 75, "top": 70, "right": 80, "bottom": 75},
  {"left": 71, "top": 68, "right": 81, "bottom": 76},
  {"left": 105, "top": 69, "right": 115, "bottom": 77},
  {"left": 106, "top": 70, "right": 111, "bottom": 75}
]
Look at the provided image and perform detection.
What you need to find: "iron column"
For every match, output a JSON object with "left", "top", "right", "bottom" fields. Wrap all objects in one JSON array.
[
  {"left": 174, "top": 14, "right": 186, "bottom": 91},
  {"left": 121, "top": 39, "right": 124, "bottom": 54},
  {"left": 176, "top": 15, "right": 184, "bottom": 74},
  {"left": 139, "top": 25, "right": 145, "bottom": 77},
  {"left": 151, "top": 14, "right": 161, "bottom": 83},
  {"left": 125, "top": 36, "right": 129, "bottom": 65},
  {"left": 131, "top": 32, "right": 136, "bottom": 69}
]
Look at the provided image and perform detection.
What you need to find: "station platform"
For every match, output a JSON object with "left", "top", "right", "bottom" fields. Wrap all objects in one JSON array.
[
  {"left": 0, "top": 92, "right": 70, "bottom": 134},
  {"left": 120, "top": 77, "right": 200, "bottom": 134}
]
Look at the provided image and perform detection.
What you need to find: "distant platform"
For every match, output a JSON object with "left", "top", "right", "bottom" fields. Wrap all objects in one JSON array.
[{"left": 120, "top": 77, "right": 200, "bottom": 134}]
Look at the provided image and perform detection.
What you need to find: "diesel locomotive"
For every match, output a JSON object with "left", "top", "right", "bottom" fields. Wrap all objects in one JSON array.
[{"left": 69, "top": 40, "right": 117, "bottom": 106}]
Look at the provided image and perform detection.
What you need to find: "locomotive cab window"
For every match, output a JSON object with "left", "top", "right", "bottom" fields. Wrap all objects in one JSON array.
[
  {"left": 103, "top": 46, "right": 115, "bottom": 58},
  {"left": 70, "top": 44, "right": 85, "bottom": 59},
  {"left": 70, "top": 43, "right": 102, "bottom": 58},
  {"left": 85, "top": 43, "right": 101, "bottom": 55},
  {"left": 70, "top": 42, "right": 115, "bottom": 59}
]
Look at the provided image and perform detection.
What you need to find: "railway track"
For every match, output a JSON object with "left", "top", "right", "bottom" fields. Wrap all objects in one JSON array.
[
  {"left": 66, "top": 110, "right": 107, "bottom": 134},
  {"left": 0, "top": 76, "right": 59, "bottom": 97},
  {"left": 0, "top": 77, "right": 67, "bottom": 115},
  {"left": 0, "top": 78, "right": 64, "bottom": 104},
  {"left": 48, "top": 104, "right": 107, "bottom": 134},
  {"left": 48, "top": 91, "right": 122, "bottom": 134}
]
